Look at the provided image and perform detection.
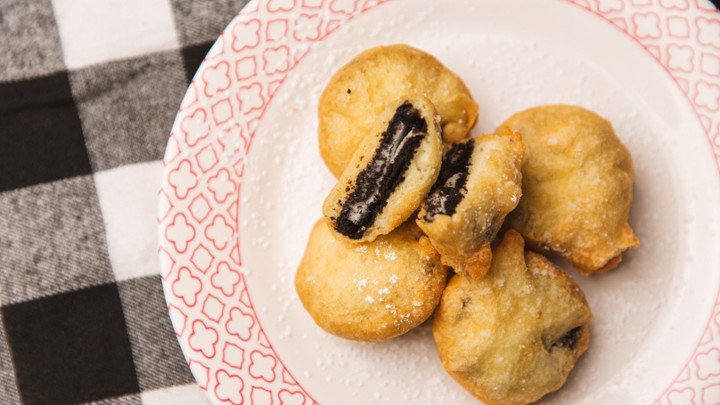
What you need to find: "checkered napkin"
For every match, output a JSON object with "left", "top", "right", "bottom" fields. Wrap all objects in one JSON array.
[{"left": 0, "top": 0, "right": 249, "bottom": 403}]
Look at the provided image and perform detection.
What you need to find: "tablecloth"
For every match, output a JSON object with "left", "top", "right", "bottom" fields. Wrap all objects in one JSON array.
[{"left": 0, "top": 1, "right": 249, "bottom": 404}]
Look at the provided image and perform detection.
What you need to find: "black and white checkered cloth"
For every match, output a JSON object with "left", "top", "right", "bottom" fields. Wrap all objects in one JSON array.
[{"left": 0, "top": 1, "right": 249, "bottom": 403}]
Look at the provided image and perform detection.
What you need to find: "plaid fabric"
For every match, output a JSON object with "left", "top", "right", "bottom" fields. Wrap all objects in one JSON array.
[{"left": 0, "top": 0, "right": 249, "bottom": 403}]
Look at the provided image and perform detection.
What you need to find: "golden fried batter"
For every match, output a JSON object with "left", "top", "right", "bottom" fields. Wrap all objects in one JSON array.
[
  {"left": 499, "top": 105, "right": 639, "bottom": 274},
  {"left": 295, "top": 220, "right": 448, "bottom": 342},
  {"left": 319, "top": 44, "right": 478, "bottom": 177},
  {"left": 433, "top": 230, "right": 592, "bottom": 405},
  {"left": 323, "top": 97, "right": 442, "bottom": 243},
  {"left": 417, "top": 128, "right": 524, "bottom": 279}
]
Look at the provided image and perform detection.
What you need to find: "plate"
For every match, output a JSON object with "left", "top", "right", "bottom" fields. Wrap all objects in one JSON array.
[{"left": 159, "top": 0, "right": 720, "bottom": 404}]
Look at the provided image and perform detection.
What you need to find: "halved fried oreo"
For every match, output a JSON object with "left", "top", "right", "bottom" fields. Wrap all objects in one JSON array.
[
  {"left": 319, "top": 44, "right": 478, "bottom": 177},
  {"left": 417, "top": 127, "right": 524, "bottom": 279},
  {"left": 323, "top": 97, "right": 442, "bottom": 242}
]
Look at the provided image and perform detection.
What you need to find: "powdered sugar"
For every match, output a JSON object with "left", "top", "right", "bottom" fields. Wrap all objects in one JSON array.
[{"left": 384, "top": 251, "right": 398, "bottom": 261}]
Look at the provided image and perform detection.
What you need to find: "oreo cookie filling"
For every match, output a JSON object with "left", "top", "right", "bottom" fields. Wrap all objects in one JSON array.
[
  {"left": 423, "top": 141, "right": 474, "bottom": 222},
  {"left": 547, "top": 326, "right": 582, "bottom": 351},
  {"left": 335, "top": 102, "right": 428, "bottom": 239}
]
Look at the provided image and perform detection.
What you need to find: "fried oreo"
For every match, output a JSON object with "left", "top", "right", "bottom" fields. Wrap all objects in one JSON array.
[
  {"left": 323, "top": 97, "right": 442, "bottom": 243},
  {"left": 433, "top": 230, "right": 592, "bottom": 405},
  {"left": 295, "top": 220, "right": 448, "bottom": 342},
  {"left": 499, "top": 105, "right": 639, "bottom": 274},
  {"left": 319, "top": 44, "right": 478, "bottom": 177},
  {"left": 417, "top": 128, "right": 524, "bottom": 279}
]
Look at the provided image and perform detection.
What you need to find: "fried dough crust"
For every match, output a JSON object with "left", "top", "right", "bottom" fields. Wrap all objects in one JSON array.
[
  {"left": 296, "top": 220, "right": 448, "bottom": 342},
  {"left": 499, "top": 105, "right": 639, "bottom": 274},
  {"left": 433, "top": 230, "right": 592, "bottom": 405},
  {"left": 319, "top": 44, "right": 478, "bottom": 177}
]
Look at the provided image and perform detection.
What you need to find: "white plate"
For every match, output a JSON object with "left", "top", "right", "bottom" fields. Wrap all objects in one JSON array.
[{"left": 159, "top": 0, "right": 720, "bottom": 404}]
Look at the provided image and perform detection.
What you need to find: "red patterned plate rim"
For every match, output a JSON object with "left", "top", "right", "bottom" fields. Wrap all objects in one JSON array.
[{"left": 159, "top": 1, "right": 720, "bottom": 404}]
